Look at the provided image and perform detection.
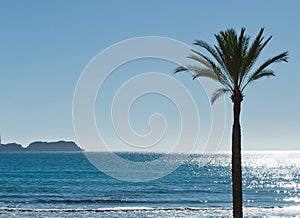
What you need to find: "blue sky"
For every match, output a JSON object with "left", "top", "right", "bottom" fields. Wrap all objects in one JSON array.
[{"left": 0, "top": 0, "right": 299, "bottom": 151}]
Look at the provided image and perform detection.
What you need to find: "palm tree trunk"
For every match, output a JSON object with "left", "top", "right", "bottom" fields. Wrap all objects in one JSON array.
[{"left": 232, "top": 98, "right": 243, "bottom": 218}]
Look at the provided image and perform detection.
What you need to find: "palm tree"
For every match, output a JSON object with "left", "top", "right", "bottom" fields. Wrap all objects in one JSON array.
[{"left": 175, "top": 27, "right": 288, "bottom": 217}]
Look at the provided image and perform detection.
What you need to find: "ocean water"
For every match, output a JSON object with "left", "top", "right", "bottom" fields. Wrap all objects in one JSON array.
[{"left": 0, "top": 151, "right": 300, "bottom": 217}]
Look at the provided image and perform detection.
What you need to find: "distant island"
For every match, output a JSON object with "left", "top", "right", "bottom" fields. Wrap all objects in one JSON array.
[{"left": 0, "top": 141, "right": 83, "bottom": 152}]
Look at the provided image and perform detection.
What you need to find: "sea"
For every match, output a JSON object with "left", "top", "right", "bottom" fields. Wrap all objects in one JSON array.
[{"left": 0, "top": 151, "right": 300, "bottom": 217}]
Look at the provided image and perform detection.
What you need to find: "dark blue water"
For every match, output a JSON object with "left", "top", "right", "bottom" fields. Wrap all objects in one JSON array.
[{"left": 0, "top": 152, "right": 299, "bottom": 217}]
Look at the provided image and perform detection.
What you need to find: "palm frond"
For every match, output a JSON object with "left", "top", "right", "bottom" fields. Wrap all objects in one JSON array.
[
  {"left": 237, "top": 28, "right": 250, "bottom": 80},
  {"left": 239, "top": 28, "right": 265, "bottom": 82},
  {"left": 174, "top": 66, "right": 188, "bottom": 74},
  {"left": 214, "top": 45, "right": 234, "bottom": 83},
  {"left": 239, "top": 28, "right": 273, "bottom": 86},
  {"left": 174, "top": 49, "right": 232, "bottom": 89},
  {"left": 241, "top": 51, "right": 288, "bottom": 90},
  {"left": 188, "top": 52, "right": 212, "bottom": 68},
  {"left": 189, "top": 66, "right": 218, "bottom": 80},
  {"left": 214, "top": 33, "right": 234, "bottom": 76},
  {"left": 193, "top": 40, "right": 224, "bottom": 68},
  {"left": 174, "top": 65, "right": 218, "bottom": 81},
  {"left": 241, "top": 70, "right": 275, "bottom": 91},
  {"left": 211, "top": 88, "right": 231, "bottom": 104},
  {"left": 189, "top": 49, "right": 234, "bottom": 91},
  {"left": 249, "top": 70, "right": 275, "bottom": 82},
  {"left": 194, "top": 39, "right": 235, "bottom": 86},
  {"left": 255, "top": 51, "right": 289, "bottom": 72}
]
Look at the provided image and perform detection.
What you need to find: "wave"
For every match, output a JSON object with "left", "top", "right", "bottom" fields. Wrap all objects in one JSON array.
[
  {"left": 0, "top": 206, "right": 229, "bottom": 213},
  {"left": 2, "top": 199, "right": 136, "bottom": 204},
  {"left": 0, "top": 198, "right": 212, "bottom": 205},
  {"left": 2, "top": 206, "right": 300, "bottom": 218},
  {"left": 0, "top": 206, "right": 284, "bottom": 213}
]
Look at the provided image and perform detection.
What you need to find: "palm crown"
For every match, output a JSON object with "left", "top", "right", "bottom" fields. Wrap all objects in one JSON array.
[{"left": 175, "top": 27, "right": 288, "bottom": 103}]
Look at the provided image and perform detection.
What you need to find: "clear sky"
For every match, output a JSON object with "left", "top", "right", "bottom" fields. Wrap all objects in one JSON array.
[{"left": 0, "top": 0, "right": 299, "bottom": 151}]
